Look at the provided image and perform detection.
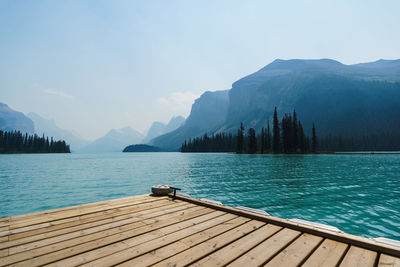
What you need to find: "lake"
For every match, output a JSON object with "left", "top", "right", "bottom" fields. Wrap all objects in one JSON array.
[{"left": 1, "top": 152, "right": 399, "bottom": 240}]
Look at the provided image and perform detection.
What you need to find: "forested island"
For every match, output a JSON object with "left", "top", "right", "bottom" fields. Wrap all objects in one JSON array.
[
  {"left": 0, "top": 130, "right": 70, "bottom": 153},
  {"left": 180, "top": 108, "right": 317, "bottom": 154},
  {"left": 123, "top": 144, "right": 163, "bottom": 152}
]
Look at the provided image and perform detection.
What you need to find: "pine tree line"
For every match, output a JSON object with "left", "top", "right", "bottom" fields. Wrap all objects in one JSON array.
[
  {"left": 0, "top": 130, "right": 70, "bottom": 154},
  {"left": 180, "top": 107, "right": 317, "bottom": 154},
  {"left": 277, "top": 108, "right": 315, "bottom": 153},
  {"left": 318, "top": 133, "right": 400, "bottom": 152},
  {"left": 180, "top": 133, "right": 236, "bottom": 152}
]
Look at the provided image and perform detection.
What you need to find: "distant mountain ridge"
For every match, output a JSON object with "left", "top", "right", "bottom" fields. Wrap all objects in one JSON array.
[
  {"left": 0, "top": 103, "right": 34, "bottom": 134},
  {"left": 79, "top": 126, "right": 144, "bottom": 152},
  {"left": 0, "top": 102, "right": 183, "bottom": 153},
  {"left": 151, "top": 58, "right": 400, "bottom": 150},
  {"left": 142, "top": 116, "right": 185, "bottom": 144},
  {"left": 27, "top": 112, "right": 89, "bottom": 151}
]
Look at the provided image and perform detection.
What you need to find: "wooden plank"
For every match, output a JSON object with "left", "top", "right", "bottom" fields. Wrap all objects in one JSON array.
[
  {"left": 0, "top": 218, "right": 9, "bottom": 226},
  {"left": 1, "top": 192, "right": 399, "bottom": 267},
  {"left": 2, "top": 194, "right": 155, "bottom": 231},
  {"left": 4, "top": 195, "right": 158, "bottom": 231},
  {"left": 227, "top": 228, "right": 301, "bottom": 267},
  {"left": 0, "top": 220, "right": 10, "bottom": 230},
  {"left": 191, "top": 224, "right": 281, "bottom": 266},
  {"left": 117, "top": 216, "right": 251, "bottom": 266},
  {"left": 339, "top": 246, "right": 377, "bottom": 267},
  {"left": 1, "top": 196, "right": 167, "bottom": 238},
  {"left": 8, "top": 195, "right": 164, "bottom": 230},
  {"left": 379, "top": 254, "right": 400, "bottom": 267},
  {"left": 0, "top": 225, "right": 8, "bottom": 232},
  {"left": 0, "top": 225, "right": 8, "bottom": 233},
  {"left": 6, "top": 194, "right": 154, "bottom": 225},
  {"left": 6, "top": 202, "right": 188, "bottom": 254},
  {"left": 0, "top": 204, "right": 204, "bottom": 266},
  {"left": 36, "top": 207, "right": 221, "bottom": 266},
  {"left": 152, "top": 220, "right": 266, "bottom": 267},
  {"left": 303, "top": 239, "right": 348, "bottom": 267},
  {"left": 0, "top": 199, "right": 180, "bottom": 250},
  {"left": 0, "top": 234, "right": 8, "bottom": 244},
  {"left": 264, "top": 233, "right": 323, "bottom": 266},
  {"left": 6, "top": 198, "right": 178, "bottom": 241},
  {"left": 172, "top": 194, "right": 400, "bottom": 258},
  {"left": 1, "top": 203, "right": 195, "bottom": 262},
  {"left": 1, "top": 199, "right": 178, "bottom": 244},
  {"left": 0, "top": 249, "right": 7, "bottom": 258},
  {"left": 86, "top": 212, "right": 236, "bottom": 267}
]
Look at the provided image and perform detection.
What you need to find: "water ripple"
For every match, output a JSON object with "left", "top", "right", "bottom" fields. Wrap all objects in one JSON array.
[{"left": 0, "top": 153, "right": 400, "bottom": 239}]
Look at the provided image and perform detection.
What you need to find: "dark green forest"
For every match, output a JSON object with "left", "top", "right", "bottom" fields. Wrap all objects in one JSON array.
[
  {"left": 318, "top": 133, "right": 400, "bottom": 152},
  {"left": 180, "top": 108, "right": 317, "bottom": 153},
  {"left": 180, "top": 107, "right": 400, "bottom": 153},
  {"left": 0, "top": 130, "right": 70, "bottom": 153}
]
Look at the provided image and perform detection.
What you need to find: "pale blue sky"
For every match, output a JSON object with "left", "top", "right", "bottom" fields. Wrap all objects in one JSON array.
[{"left": 1, "top": 0, "right": 399, "bottom": 140}]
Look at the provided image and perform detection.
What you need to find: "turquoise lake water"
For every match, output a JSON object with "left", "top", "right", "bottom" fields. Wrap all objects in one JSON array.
[{"left": 1, "top": 152, "right": 399, "bottom": 239}]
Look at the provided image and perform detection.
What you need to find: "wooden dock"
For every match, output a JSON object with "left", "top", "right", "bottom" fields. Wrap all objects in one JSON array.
[{"left": 1, "top": 193, "right": 400, "bottom": 266}]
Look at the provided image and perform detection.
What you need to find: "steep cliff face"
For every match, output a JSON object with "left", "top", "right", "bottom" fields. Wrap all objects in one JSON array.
[
  {"left": 184, "top": 90, "right": 229, "bottom": 130},
  {"left": 222, "top": 76, "right": 400, "bottom": 135},
  {"left": 150, "top": 90, "right": 229, "bottom": 150},
  {"left": 0, "top": 103, "right": 34, "bottom": 134},
  {"left": 221, "top": 59, "right": 400, "bottom": 135},
  {"left": 165, "top": 116, "right": 185, "bottom": 132},
  {"left": 152, "top": 59, "right": 400, "bottom": 149}
]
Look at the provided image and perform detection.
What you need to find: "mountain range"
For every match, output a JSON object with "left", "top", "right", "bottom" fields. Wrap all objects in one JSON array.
[
  {"left": 0, "top": 104, "right": 89, "bottom": 151},
  {"left": 27, "top": 112, "right": 89, "bottom": 151},
  {"left": 0, "top": 103, "right": 184, "bottom": 152},
  {"left": 3, "top": 58, "right": 400, "bottom": 152},
  {"left": 79, "top": 115, "right": 185, "bottom": 152},
  {"left": 141, "top": 116, "right": 185, "bottom": 144},
  {"left": 78, "top": 127, "right": 144, "bottom": 153},
  {"left": 151, "top": 58, "right": 400, "bottom": 150},
  {"left": 149, "top": 90, "right": 229, "bottom": 149},
  {"left": 0, "top": 103, "right": 34, "bottom": 134}
]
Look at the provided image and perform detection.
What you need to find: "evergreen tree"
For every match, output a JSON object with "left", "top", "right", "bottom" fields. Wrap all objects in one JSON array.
[
  {"left": 292, "top": 110, "right": 298, "bottom": 152},
  {"left": 281, "top": 113, "right": 292, "bottom": 153},
  {"left": 0, "top": 130, "right": 70, "bottom": 154},
  {"left": 305, "top": 136, "right": 311, "bottom": 152},
  {"left": 281, "top": 114, "right": 288, "bottom": 153},
  {"left": 279, "top": 110, "right": 304, "bottom": 153},
  {"left": 247, "top": 128, "right": 257, "bottom": 154},
  {"left": 266, "top": 120, "right": 271, "bottom": 151},
  {"left": 272, "top": 107, "right": 280, "bottom": 153},
  {"left": 46, "top": 137, "right": 50, "bottom": 151},
  {"left": 260, "top": 127, "right": 265, "bottom": 154},
  {"left": 236, "top": 122, "right": 245, "bottom": 153},
  {"left": 298, "top": 121, "right": 306, "bottom": 153},
  {"left": 312, "top": 123, "right": 317, "bottom": 153},
  {"left": 179, "top": 108, "right": 340, "bottom": 154}
]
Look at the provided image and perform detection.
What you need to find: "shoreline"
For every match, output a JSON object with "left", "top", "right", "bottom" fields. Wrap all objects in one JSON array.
[{"left": 234, "top": 151, "right": 400, "bottom": 155}]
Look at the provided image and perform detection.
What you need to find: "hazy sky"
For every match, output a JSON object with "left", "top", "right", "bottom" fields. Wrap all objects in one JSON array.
[{"left": 1, "top": 0, "right": 399, "bottom": 140}]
